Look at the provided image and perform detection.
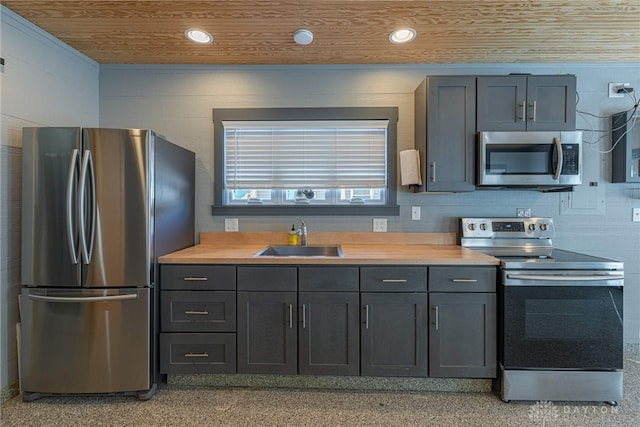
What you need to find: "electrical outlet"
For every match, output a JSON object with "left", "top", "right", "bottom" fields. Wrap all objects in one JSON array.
[
  {"left": 373, "top": 218, "right": 387, "bottom": 232},
  {"left": 609, "top": 82, "right": 631, "bottom": 98},
  {"left": 224, "top": 218, "right": 239, "bottom": 232},
  {"left": 516, "top": 208, "right": 531, "bottom": 218},
  {"left": 633, "top": 208, "right": 640, "bottom": 223},
  {"left": 411, "top": 206, "right": 421, "bottom": 221}
]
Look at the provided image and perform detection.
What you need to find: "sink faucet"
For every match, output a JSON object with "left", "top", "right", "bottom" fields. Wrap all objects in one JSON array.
[{"left": 296, "top": 217, "right": 308, "bottom": 246}]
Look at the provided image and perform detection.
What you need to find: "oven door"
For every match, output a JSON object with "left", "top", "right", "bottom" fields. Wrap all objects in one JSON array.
[
  {"left": 502, "top": 270, "right": 623, "bottom": 370},
  {"left": 478, "top": 131, "right": 582, "bottom": 187}
]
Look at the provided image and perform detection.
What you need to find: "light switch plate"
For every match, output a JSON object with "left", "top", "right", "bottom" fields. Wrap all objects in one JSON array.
[
  {"left": 373, "top": 218, "right": 387, "bottom": 232},
  {"left": 633, "top": 208, "right": 640, "bottom": 222},
  {"left": 224, "top": 218, "right": 239, "bottom": 232}
]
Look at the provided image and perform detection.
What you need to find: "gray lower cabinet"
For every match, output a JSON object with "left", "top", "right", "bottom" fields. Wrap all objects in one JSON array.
[
  {"left": 159, "top": 265, "right": 237, "bottom": 374},
  {"left": 237, "top": 266, "right": 298, "bottom": 374},
  {"left": 428, "top": 266, "right": 497, "bottom": 378},
  {"left": 477, "top": 75, "right": 576, "bottom": 131},
  {"left": 360, "top": 292, "right": 428, "bottom": 377}
]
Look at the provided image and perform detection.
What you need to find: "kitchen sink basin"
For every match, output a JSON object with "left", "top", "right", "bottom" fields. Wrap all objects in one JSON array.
[{"left": 257, "top": 245, "right": 343, "bottom": 257}]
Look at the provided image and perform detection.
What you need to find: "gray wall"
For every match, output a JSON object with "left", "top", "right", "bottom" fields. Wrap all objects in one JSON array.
[
  {"left": 99, "top": 63, "right": 639, "bottom": 346},
  {"left": 0, "top": 6, "right": 99, "bottom": 398}
]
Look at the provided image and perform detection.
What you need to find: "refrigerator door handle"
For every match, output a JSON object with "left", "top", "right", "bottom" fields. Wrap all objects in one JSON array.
[
  {"left": 79, "top": 150, "right": 97, "bottom": 264},
  {"left": 66, "top": 149, "right": 80, "bottom": 264},
  {"left": 28, "top": 293, "right": 138, "bottom": 303}
]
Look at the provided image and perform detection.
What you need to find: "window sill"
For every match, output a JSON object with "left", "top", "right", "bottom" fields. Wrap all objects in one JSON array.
[{"left": 211, "top": 205, "right": 400, "bottom": 216}]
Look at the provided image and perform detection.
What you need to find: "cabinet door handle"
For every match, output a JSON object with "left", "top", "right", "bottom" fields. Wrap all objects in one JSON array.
[
  {"left": 184, "top": 310, "right": 209, "bottom": 315},
  {"left": 289, "top": 304, "right": 293, "bottom": 329},
  {"left": 183, "top": 277, "right": 208, "bottom": 281},
  {"left": 184, "top": 352, "right": 209, "bottom": 358},
  {"left": 382, "top": 279, "right": 408, "bottom": 283},
  {"left": 519, "top": 100, "right": 526, "bottom": 122},
  {"left": 302, "top": 304, "right": 306, "bottom": 329},
  {"left": 451, "top": 279, "right": 478, "bottom": 283},
  {"left": 529, "top": 100, "right": 537, "bottom": 122},
  {"left": 430, "top": 161, "right": 436, "bottom": 182},
  {"left": 434, "top": 305, "right": 439, "bottom": 330},
  {"left": 365, "top": 305, "right": 370, "bottom": 329}
]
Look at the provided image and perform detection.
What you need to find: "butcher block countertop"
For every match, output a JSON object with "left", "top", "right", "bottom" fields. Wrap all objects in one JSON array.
[{"left": 159, "top": 232, "right": 499, "bottom": 266}]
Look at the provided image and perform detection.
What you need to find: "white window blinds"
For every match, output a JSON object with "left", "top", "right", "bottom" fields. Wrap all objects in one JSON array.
[{"left": 223, "top": 120, "right": 388, "bottom": 189}]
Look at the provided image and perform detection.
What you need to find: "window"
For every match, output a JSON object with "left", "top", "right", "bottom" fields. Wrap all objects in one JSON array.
[{"left": 213, "top": 107, "right": 399, "bottom": 216}]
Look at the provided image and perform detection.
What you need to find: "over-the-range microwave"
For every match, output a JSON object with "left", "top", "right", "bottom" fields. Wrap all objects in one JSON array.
[{"left": 477, "top": 131, "right": 582, "bottom": 189}]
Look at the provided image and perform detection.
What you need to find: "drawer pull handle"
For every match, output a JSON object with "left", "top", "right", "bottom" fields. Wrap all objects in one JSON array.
[
  {"left": 183, "top": 277, "right": 208, "bottom": 281},
  {"left": 381, "top": 279, "right": 408, "bottom": 283},
  {"left": 185, "top": 352, "right": 209, "bottom": 358},
  {"left": 185, "top": 310, "right": 209, "bottom": 315},
  {"left": 451, "top": 279, "right": 478, "bottom": 283}
]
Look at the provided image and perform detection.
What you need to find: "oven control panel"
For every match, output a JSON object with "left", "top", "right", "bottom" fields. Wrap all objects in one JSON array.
[{"left": 461, "top": 217, "right": 555, "bottom": 238}]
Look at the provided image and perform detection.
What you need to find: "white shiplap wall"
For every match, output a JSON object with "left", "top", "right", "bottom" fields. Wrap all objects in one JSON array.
[{"left": 0, "top": 6, "right": 99, "bottom": 399}]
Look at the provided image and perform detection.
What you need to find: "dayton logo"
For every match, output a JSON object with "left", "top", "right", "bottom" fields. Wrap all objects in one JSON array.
[{"left": 528, "top": 401, "right": 560, "bottom": 427}]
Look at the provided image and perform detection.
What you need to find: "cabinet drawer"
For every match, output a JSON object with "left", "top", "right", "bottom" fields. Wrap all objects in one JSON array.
[
  {"left": 237, "top": 266, "right": 297, "bottom": 291},
  {"left": 161, "top": 291, "right": 236, "bottom": 332},
  {"left": 161, "top": 265, "right": 236, "bottom": 290},
  {"left": 428, "top": 267, "right": 496, "bottom": 292},
  {"left": 360, "top": 267, "right": 427, "bottom": 292},
  {"left": 160, "top": 333, "right": 236, "bottom": 374},
  {"left": 299, "top": 267, "right": 359, "bottom": 292}
]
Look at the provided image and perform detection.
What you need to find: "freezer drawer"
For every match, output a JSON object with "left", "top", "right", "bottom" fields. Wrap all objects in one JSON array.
[{"left": 20, "top": 288, "right": 152, "bottom": 397}]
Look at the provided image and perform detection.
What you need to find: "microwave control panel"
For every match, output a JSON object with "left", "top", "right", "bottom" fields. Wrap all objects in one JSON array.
[{"left": 561, "top": 144, "right": 580, "bottom": 175}]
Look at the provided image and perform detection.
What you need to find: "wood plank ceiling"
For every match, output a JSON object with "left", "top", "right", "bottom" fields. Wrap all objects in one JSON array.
[{"left": 2, "top": 0, "right": 639, "bottom": 65}]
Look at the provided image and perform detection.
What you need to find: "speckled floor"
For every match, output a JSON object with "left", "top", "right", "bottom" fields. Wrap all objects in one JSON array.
[{"left": 2, "top": 351, "right": 639, "bottom": 427}]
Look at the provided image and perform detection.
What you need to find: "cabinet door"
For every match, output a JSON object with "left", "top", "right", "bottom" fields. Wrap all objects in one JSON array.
[
  {"left": 477, "top": 76, "right": 527, "bottom": 131},
  {"left": 237, "top": 291, "right": 297, "bottom": 374},
  {"left": 429, "top": 293, "right": 496, "bottom": 378},
  {"left": 526, "top": 75, "right": 576, "bottom": 131},
  {"left": 415, "top": 76, "right": 476, "bottom": 192},
  {"left": 361, "top": 293, "right": 427, "bottom": 377},
  {"left": 299, "top": 292, "right": 360, "bottom": 376}
]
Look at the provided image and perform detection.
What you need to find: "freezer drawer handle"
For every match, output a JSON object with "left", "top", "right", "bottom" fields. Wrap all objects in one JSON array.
[
  {"left": 28, "top": 293, "right": 138, "bottom": 303},
  {"left": 184, "top": 352, "right": 209, "bottom": 358},
  {"left": 184, "top": 310, "right": 209, "bottom": 315},
  {"left": 183, "top": 277, "right": 208, "bottom": 281},
  {"left": 506, "top": 274, "right": 624, "bottom": 281},
  {"left": 451, "top": 279, "right": 478, "bottom": 283},
  {"left": 381, "top": 279, "right": 408, "bottom": 283}
]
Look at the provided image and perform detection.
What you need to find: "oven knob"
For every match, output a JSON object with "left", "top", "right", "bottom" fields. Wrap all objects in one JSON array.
[
  {"left": 528, "top": 224, "right": 536, "bottom": 231},
  {"left": 467, "top": 223, "right": 475, "bottom": 231},
  {"left": 479, "top": 223, "right": 487, "bottom": 231},
  {"left": 540, "top": 223, "right": 548, "bottom": 231}
]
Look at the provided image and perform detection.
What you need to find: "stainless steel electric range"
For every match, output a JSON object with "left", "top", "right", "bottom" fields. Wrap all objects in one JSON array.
[{"left": 461, "top": 217, "right": 625, "bottom": 405}]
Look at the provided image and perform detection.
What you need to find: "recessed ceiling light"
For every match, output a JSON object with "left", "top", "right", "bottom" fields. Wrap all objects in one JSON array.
[
  {"left": 185, "top": 28, "right": 213, "bottom": 44},
  {"left": 389, "top": 28, "right": 416, "bottom": 44},
  {"left": 293, "top": 29, "right": 314, "bottom": 45}
]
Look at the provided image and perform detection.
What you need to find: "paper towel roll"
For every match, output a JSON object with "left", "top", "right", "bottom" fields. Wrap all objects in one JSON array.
[{"left": 400, "top": 149, "right": 422, "bottom": 186}]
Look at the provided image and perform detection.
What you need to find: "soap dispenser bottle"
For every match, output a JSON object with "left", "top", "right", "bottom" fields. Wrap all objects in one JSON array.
[{"left": 289, "top": 224, "right": 299, "bottom": 246}]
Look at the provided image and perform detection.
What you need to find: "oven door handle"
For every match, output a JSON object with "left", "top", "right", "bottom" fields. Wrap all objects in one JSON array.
[{"left": 506, "top": 273, "right": 624, "bottom": 281}]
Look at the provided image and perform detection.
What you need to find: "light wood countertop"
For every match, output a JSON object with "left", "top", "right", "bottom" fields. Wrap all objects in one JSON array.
[{"left": 159, "top": 232, "right": 499, "bottom": 266}]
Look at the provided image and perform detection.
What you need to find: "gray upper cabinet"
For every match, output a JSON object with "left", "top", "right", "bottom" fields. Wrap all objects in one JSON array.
[
  {"left": 477, "top": 75, "right": 576, "bottom": 131},
  {"left": 414, "top": 76, "right": 477, "bottom": 192}
]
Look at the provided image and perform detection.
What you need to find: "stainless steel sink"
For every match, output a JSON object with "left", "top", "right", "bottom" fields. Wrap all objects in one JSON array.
[{"left": 257, "top": 245, "right": 343, "bottom": 257}]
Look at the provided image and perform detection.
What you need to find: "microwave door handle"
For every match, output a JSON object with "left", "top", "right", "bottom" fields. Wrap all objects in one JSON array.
[{"left": 552, "top": 137, "right": 563, "bottom": 180}]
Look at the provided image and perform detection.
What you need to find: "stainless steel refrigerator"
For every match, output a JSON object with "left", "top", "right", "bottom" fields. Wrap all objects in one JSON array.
[{"left": 20, "top": 127, "right": 194, "bottom": 401}]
